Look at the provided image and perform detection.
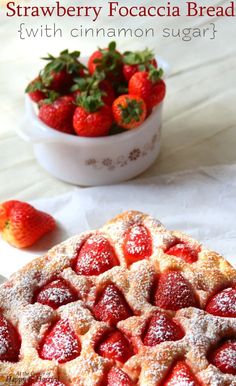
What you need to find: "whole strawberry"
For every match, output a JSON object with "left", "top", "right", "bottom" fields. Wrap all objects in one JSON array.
[
  {"left": 88, "top": 41, "right": 123, "bottom": 82},
  {"left": 41, "top": 49, "right": 86, "bottom": 93},
  {"left": 71, "top": 73, "right": 115, "bottom": 106},
  {"left": 0, "top": 200, "right": 56, "bottom": 248},
  {"left": 73, "top": 92, "right": 113, "bottom": 137},
  {"left": 25, "top": 76, "right": 47, "bottom": 103},
  {"left": 123, "top": 48, "right": 157, "bottom": 82},
  {"left": 112, "top": 94, "right": 147, "bottom": 130},
  {"left": 129, "top": 67, "right": 166, "bottom": 110},
  {"left": 39, "top": 95, "right": 76, "bottom": 135}
]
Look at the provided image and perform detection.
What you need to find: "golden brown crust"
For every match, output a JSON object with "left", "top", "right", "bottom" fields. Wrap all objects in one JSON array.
[{"left": 0, "top": 210, "right": 235, "bottom": 385}]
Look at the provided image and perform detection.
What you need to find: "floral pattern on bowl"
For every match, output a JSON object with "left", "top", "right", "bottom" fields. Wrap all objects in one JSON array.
[{"left": 85, "top": 133, "right": 159, "bottom": 171}]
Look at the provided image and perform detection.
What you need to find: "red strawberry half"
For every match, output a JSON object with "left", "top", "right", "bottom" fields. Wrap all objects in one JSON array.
[
  {"left": 96, "top": 329, "right": 133, "bottom": 363},
  {"left": 165, "top": 242, "right": 199, "bottom": 264},
  {"left": 163, "top": 361, "right": 201, "bottom": 385},
  {"left": 35, "top": 278, "right": 78, "bottom": 309},
  {"left": 154, "top": 271, "right": 197, "bottom": 311},
  {"left": 123, "top": 224, "right": 152, "bottom": 264},
  {"left": 0, "top": 314, "right": 21, "bottom": 362},
  {"left": 209, "top": 339, "right": 236, "bottom": 375},
  {"left": 93, "top": 284, "right": 132, "bottom": 325},
  {"left": 75, "top": 235, "right": 119, "bottom": 276},
  {"left": 143, "top": 312, "right": 184, "bottom": 346},
  {"left": 0, "top": 200, "right": 56, "bottom": 249},
  {"left": 205, "top": 287, "right": 236, "bottom": 318},
  {"left": 39, "top": 319, "right": 80, "bottom": 363},
  {"left": 106, "top": 367, "right": 134, "bottom": 386}
]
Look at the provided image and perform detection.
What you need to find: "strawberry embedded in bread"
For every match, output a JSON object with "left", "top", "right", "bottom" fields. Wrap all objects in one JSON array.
[
  {"left": 96, "top": 329, "right": 134, "bottom": 363},
  {"left": 0, "top": 200, "right": 56, "bottom": 249},
  {"left": 163, "top": 360, "right": 201, "bottom": 385},
  {"left": 143, "top": 312, "right": 184, "bottom": 346},
  {"left": 35, "top": 279, "right": 78, "bottom": 309},
  {"left": 123, "top": 224, "right": 152, "bottom": 264},
  {"left": 39, "top": 319, "right": 80, "bottom": 363},
  {"left": 154, "top": 271, "right": 197, "bottom": 311},
  {"left": 165, "top": 241, "right": 199, "bottom": 263},
  {"left": 93, "top": 284, "right": 132, "bottom": 325},
  {"left": 106, "top": 367, "right": 135, "bottom": 386},
  {"left": 0, "top": 314, "right": 21, "bottom": 362},
  {"left": 209, "top": 339, "right": 236, "bottom": 375},
  {"left": 205, "top": 287, "right": 236, "bottom": 317},
  {"left": 75, "top": 235, "right": 119, "bottom": 276}
]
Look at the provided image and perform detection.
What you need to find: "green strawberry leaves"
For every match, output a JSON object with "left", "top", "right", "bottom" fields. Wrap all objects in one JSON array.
[
  {"left": 119, "top": 98, "right": 144, "bottom": 124},
  {"left": 123, "top": 48, "right": 155, "bottom": 66}
]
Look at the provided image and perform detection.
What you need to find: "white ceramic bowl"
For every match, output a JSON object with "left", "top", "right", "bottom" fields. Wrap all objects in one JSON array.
[{"left": 18, "top": 57, "right": 169, "bottom": 186}]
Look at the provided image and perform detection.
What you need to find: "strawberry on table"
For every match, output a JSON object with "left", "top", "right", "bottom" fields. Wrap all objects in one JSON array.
[
  {"left": 0, "top": 200, "right": 56, "bottom": 249},
  {"left": 129, "top": 67, "right": 166, "bottom": 111},
  {"left": 25, "top": 76, "right": 47, "bottom": 103},
  {"left": 41, "top": 49, "right": 86, "bottom": 93},
  {"left": 106, "top": 367, "right": 134, "bottom": 386},
  {"left": 112, "top": 94, "right": 147, "bottom": 130},
  {"left": 73, "top": 91, "right": 113, "bottom": 137},
  {"left": 88, "top": 41, "right": 123, "bottom": 82},
  {"left": 123, "top": 48, "right": 157, "bottom": 82},
  {"left": 38, "top": 95, "right": 76, "bottom": 135}
]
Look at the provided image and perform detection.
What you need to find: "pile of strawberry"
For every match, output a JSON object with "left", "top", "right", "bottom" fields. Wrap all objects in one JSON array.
[{"left": 26, "top": 42, "right": 166, "bottom": 137}]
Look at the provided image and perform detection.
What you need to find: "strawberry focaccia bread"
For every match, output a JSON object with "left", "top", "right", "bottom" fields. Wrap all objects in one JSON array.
[{"left": 0, "top": 211, "right": 236, "bottom": 386}]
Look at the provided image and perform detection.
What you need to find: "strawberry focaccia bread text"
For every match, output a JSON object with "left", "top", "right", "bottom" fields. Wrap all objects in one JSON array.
[{"left": 0, "top": 211, "right": 235, "bottom": 386}]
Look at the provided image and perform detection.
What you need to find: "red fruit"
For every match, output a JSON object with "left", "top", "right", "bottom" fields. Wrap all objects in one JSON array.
[
  {"left": 123, "top": 224, "right": 152, "bottom": 264},
  {"left": 129, "top": 70, "right": 166, "bottom": 110},
  {"left": 25, "top": 77, "right": 46, "bottom": 103},
  {"left": 88, "top": 41, "right": 122, "bottom": 81},
  {"left": 39, "top": 95, "right": 76, "bottom": 135},
  {"left": 41, "top": 49, "right": 85, "bottom": 93},
  {"left": 106, "top": 367, "right": 134, "bottom": 386},
  {"left": 48, "top": 69, "right": 74, "bottom": 93},
  {"left": 39, "top": 319, "right": 80, "bottom": 363},
  {"left": 205, "top": 287, "right": 236, "bottom": 317},
  {"left": 165, "top": 242, "right": 199, "bottom": 263},
  {"left": 209, "top": 339, "right": 236, "bottom": 375},
  {"left": 163, "top": 361, "right": 201, "bottom": 385},
  {"left": 93, "top": 284, "right": 132, "bottom": 325},
  {"left": 123, "top": 47, "right": 157, "bottom": 81},
  {"left": 143, "top": 312, "right": 184, "bottom": 347},
  {"left": 35, "top": 279, "right": 78, "bottom": 309},
  {"left": 75, "top": 235, "right": 119, "bottom": 276},
  {"left": 100, "top": 80, "right": 115, "bottom": 106},
  {"left": 24, "top": 379, "right": 64, "bottom": 386},
  {"left": 112, "top": 95, "right": 147, "bottom": 130},
  {"left": 0, "top": 200, "right": 56, "bottom": 249},
  {"left": 154, "top": 271, "right": 197, "bottom": 311},
  {"left": 0, "top": 314, "right": 21, "bottom": 362},
  {"left": 73, "top": 105, "right": 113, "bottom": 137},
  {"left": 96, "top": 329, "right": 133, "bottom": 363}
]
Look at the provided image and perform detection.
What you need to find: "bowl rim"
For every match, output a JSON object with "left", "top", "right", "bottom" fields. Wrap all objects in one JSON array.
[{"left": 27, "top": 95, "right": 163, "bottom": 145}]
